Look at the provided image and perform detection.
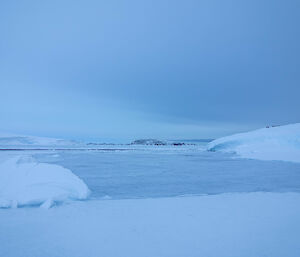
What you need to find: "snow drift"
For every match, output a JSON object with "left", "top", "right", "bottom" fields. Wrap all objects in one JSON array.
[
  {"left": 207, "top": 123, "right": 300, "bottom": 163},
  {"left": 0, "top": 156, "right": 90, "bottom": 208}
]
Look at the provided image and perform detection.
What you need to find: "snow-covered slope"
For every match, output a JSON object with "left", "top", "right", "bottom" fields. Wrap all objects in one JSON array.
[
  {"left": 0, "top": 156, "right": 90, "bottom": 208},
  {"left": 0, "top": 133, "right": 79, "bottom": 147},
  {"left": 207, "top": 123, "right": 300, "bottom": 163}
]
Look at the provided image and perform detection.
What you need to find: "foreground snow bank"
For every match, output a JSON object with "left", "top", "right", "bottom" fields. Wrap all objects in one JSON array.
[
  {"left": 0, "top": 156, "right": 90, "bottom": 208},
  {"left": 0, "top": 193, "right": 300, "bottom": 257},
  {"left": 207, "top": 123, "right": 300, "bottom": 163}
]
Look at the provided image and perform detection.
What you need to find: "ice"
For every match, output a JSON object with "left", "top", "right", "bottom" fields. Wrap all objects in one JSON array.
[
  {"left": 207, "top": 123, "right": 300, "bottom": 163},
  {"left": 0, "top": 137, "right": 300, "bottom": 256},
  {"left": 0, "top": 156, "right": 90, "bottom": 208},
  {"left": 34, "top": 147, "right": 300, "bottom": 199}
]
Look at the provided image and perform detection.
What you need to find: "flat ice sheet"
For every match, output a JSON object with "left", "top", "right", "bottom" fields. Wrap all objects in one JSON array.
[{"left": 33, "top": 147, "right": 300, "bottom": 199}]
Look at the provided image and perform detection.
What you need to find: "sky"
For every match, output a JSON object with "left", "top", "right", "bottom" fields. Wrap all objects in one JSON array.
[{"left": 0, "top": 0, "right": 299, "bottom": 142}]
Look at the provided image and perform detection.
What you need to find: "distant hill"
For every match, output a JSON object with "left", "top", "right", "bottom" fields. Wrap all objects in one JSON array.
[
  {"left": 169, "top": 139, "right": 214, "bottom": 143},
  {"left": 131, "top": 139, "right": 167, "bottom": 145},
  {"left": 0, "top": 133, "right": 79, "bottom": 147}
]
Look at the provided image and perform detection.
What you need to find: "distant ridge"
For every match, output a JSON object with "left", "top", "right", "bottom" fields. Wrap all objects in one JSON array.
[
  {"left": 170, "top": 139, "right": 214, "bottom": 143},
  {"left": 0, "top": 133, "right": 79, "bottom": 147}
]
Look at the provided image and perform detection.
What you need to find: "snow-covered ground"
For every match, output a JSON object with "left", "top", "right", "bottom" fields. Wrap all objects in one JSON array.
[
  {"left": 1, "top": 128, "right": 300, "bottom": 256},
  {"left": 1, "top": 193, "right": 300, "bottom": 257},
  {"left": 207, "top": 123, "right": 300, "bottom": 163}
]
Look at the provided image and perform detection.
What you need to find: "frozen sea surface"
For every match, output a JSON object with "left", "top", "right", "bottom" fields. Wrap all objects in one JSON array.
[{"left": 31, "top": 145, "right": 300, "bottom": 200}]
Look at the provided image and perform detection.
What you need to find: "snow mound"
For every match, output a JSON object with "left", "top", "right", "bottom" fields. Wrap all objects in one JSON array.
[
  {"left": 207, "top": 123, "right": 300, "bottom": 163},
  {"left": 0, "top": 156, "right": 90, "bottom": 208}
]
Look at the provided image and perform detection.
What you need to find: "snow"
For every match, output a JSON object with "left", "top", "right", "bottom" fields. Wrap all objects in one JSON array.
[
  {"left": 207, "top": 123, "right": 300, "bottom": 163},
  {"left": 0, "top": 193, "right": 300, "bottom": 257},
  {"left": 1, "top": 132, "right": 300, "bottom": 256},
  {"left": 0, "top": 132, "right": 79, "bottom": 147},
  {"left": 0, "top": 156, "right": 90, "bottom": 208}
]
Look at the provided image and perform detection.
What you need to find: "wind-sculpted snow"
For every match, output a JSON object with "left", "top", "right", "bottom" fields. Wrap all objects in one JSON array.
[
  {"left": 207, "top": 123, "right": 300, "bottom": 163},
  {"left": 0, "top": 156, "right": 90, "bottom": 208}
]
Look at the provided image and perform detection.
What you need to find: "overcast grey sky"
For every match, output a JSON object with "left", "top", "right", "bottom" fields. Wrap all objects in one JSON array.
[{"left": 1, "top": 0, "right": 299, "bottom": 141}]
